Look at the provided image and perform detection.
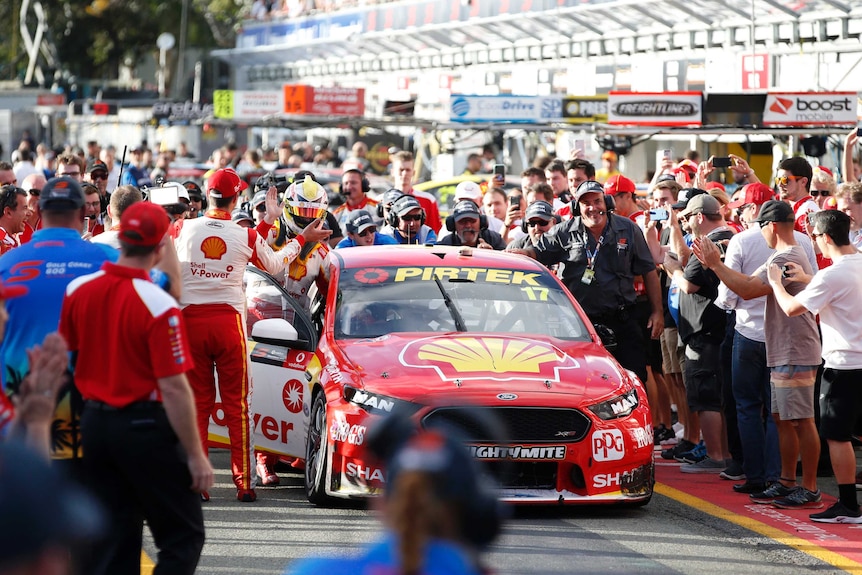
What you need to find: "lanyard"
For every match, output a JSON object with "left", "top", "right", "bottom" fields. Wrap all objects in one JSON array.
[{"left": 584, "top": 233, "right": 604, "bottom": 270}]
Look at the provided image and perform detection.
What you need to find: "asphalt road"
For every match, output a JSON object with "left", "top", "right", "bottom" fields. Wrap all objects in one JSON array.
[{"left": 141, "top": 449, "right": 850, "bottom": 575}]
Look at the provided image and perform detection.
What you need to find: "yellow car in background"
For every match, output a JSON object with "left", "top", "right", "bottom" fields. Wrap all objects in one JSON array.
[{"left": 413, "top": 174, "right": 522, "bottom": 216}]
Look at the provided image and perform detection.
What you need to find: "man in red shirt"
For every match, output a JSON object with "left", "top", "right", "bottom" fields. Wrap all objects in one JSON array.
[
  {"left": 390, "top": 151, "right": 441, "bottom": 233},
  {"left": 0, "top": 185, "right": 30, "bottom": 254},
  {"left": 175, "top": 168, "right": 330, "bottom": 501},
  {"left": 59, "top": 201, "right": 213, "bottom": 575}
]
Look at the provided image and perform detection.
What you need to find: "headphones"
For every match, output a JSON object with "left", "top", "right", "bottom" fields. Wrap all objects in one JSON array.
[
  {"left": 571, "top": 181, "right": 616, "bottom": 217},
  {"left": 339, "top": 169, "right": 370, "bottom": 196},
  {"left": 377, "top": 189, "right": 405, "bottom": 219},
  {"left": 444, "top": 199, "right": 488, "bottom": 232},
  {"left": 387, "top": 195, "right": 425, "bottom": 229}
]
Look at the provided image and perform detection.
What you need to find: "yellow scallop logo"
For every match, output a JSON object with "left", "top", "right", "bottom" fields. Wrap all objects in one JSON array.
[
  {"left": 400, "top": 336, "right": 580, "bottom": 382},
  {"left": 201, "top": 236, "right": 227, "bottom": 260}
]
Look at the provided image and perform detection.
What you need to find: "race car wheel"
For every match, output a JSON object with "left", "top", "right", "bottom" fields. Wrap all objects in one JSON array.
[{"left": 305, "top": 391, "right": 332, "bottom": 505}]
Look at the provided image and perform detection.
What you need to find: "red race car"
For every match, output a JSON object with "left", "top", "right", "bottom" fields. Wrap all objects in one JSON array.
[{"left": 214, "top": 246, "right": 654, "bottom": 506}]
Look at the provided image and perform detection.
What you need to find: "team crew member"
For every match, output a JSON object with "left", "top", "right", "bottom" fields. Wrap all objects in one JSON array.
[
  {"left": 335, "top": 210, "right": 398, "bottom": 248},
  {"left": 0, "top": 185, "right": 30, "bottom": 254},
  {"left": 59, "top": 201, "right": 213, "bottom": 575},
  {"left": 0, "top": 177, "right": 116, "bottom": 453},
  {"left": 436, "top": 200, "right": 506, "bottom": 250},
  {"left": 390, "top": 151, "right": 441, "bottom": 233},
  {"left": 379, "top": 195, "right": 438, "bottom": 245},
  {"left": 332, "top": 169, "right": 380, "bottom": 230},
  {"left": 176, "top": 168, "right": 330, "bottom": 501},
  {"left": 509, "top": 181, "right": 663, "bottom": 383}
]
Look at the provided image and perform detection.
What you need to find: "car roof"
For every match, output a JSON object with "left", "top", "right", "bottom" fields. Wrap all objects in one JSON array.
[{"left": 331, "top": 245, "right": 548, "bottom": 273}]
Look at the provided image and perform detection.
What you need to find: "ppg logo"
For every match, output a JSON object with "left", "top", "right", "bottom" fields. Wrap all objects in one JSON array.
[
  {"left": 451, "top": 97, "right": 471, "bottom": 117},
  {"left": 591, "top": 429, "right": 625, "bottom": 461}
]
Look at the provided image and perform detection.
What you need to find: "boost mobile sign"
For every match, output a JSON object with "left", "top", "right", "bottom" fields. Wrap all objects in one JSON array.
[{"left": 762, "top": 92, "right": 857, "bottom": 126}]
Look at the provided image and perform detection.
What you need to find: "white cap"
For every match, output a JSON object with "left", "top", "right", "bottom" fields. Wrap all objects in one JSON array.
[{"left": 454, "top": 180, "right": 483, "bottom": 203}]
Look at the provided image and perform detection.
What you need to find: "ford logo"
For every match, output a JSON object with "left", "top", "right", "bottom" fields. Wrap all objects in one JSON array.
[{"left": 497, "top": 393, "right": 518, "bottom": 401}]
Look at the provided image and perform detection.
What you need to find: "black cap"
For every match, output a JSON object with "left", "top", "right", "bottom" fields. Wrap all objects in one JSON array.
[
  {"left": 345, "top": 210, "right": 376, "bottom": 234},
  {"left": 671, "top": 187, "right": 707, "bottom": 211},
  {"left": 39, "top": 177, "right": 85, "bottom": 211},
  {"left": 0, "top": 442, "right": 105, "bottom": 568},
  {"left": 452, "top": 199, "right": 482, "bottom": 222},
  {"left": 183, "top": 181, "right": 203, "bottom": 199},
  {"left": 573, "top": 180, "right": 605, "bottom": 204},
  {"left": 393, "top": 195, "right": 422, "bottom": 217},
  {"left": 525, "top": 200, "right": 554, "bottom": 222},
  {"left": 755, "top": 199, "right": 795, "bottom": 225},
  {"left": 86, "top": 159, "right": 108, "bottom": 174}
]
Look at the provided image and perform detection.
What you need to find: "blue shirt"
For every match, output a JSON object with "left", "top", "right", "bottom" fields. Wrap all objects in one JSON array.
[
  {"left": 286, "top": 534, "right": 483, "bottom": 575},
  {"left": 0, "top": 228, "right": 117, "bottom": 392},
  {"left": 335, "top": 233, "right": 399, "bottom": 249}
]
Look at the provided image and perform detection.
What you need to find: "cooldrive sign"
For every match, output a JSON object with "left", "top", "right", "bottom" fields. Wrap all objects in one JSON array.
[
  {"left": 608, "top": 91, "right": 703, "bottom": 126},
  {"left": 449, "top": 95, "right": 562, "bottom": 123},
  {"left": 762, "top": 92, "right": 857, "bottom": 126}
]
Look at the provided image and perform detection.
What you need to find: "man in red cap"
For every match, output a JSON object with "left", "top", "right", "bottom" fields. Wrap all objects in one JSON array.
[
  {"left": 174, "top": 168, "right": 330, "bottom": 502},
  {"left": 60, "top": 201, "right": 214, "bottom": 575},
  {"left": 603, "top": 174, "right": 643, "bottom": 226},
  {"left": 726, "top": 182, "right": 775, "bottom": 230}
]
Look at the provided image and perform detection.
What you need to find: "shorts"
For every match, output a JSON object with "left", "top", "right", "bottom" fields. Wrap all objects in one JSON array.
[
  {"left": 661, "top": 328, "right": 683, "bottom": 374},
  {"left": 819, "top": 368, "right": 862, "bottom": 442},
  {"left": 683, "top": 334, "right": 723, "bottom": 412},
  {"left": 770, "top": 365, "right": 818, "bottom": 420},
  {"left": 636, "top": 300, "right": 664, "bottom": 374}
]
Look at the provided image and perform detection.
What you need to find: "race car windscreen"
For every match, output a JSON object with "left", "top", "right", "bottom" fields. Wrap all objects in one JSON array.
[{"left": 335, "top": 265, "right": 590, "bottom": 341}]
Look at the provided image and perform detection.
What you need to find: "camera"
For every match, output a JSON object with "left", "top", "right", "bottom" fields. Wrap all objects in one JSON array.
[{"left": 254, "top": 172, "right": 289, "bottom": 194}]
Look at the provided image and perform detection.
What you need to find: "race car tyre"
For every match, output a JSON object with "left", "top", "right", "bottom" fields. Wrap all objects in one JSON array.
[{"left": 305, "top": 391, "right": 332, "bottom": 505}]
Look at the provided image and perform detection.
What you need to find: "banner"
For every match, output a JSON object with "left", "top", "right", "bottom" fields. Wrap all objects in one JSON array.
[
  {"left": 449, "top": 95, "right": 561, "bottom": 123},
  {"left": 762, "top": 92, "right": 857, "bottom": 126},
  {"left": 562, "top": 96, "right": 608, "bottom": 124},
  {"left": 283, "top": 85, "right": 365, "bottom": 116},
  {"left": 608, "top": 91, "right": 703, "bottom": 126}
]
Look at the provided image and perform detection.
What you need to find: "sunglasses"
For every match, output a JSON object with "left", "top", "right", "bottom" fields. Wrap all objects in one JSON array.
[
  {"left": 527, "top": 219, "right": 550, "bottom": 227},
  {"left": 774, "top": 174, "right": 800, "bottom": 186},
  {"left": 357, "top": 227, "right": 376, "bottom": 237},
  {"left": 89, "top": 172, "right": 108, "bottom": 181},
  {"left": 400, "top": 214, "right": 423, "bottom": 222},
  {"left": 810, "top": 189, "right": 831, "bottom": 197}
]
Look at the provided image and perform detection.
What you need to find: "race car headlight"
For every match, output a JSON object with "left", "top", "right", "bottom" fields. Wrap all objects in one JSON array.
[
  {"left": 343, "top": 385, "right": 420, "bottom": 416},
  {"left": 587, "top": 388, "right": 638, "bottom": 420}
]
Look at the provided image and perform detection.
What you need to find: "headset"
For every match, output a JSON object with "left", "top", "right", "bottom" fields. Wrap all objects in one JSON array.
[
  {"left": 444, "top": 199, "right": 488, "bottom": 232},
  {"left": 339, "top": 169, "right": 370, "bottom": 196},
  {"left": 387, "top": 195, "right": 425, "bottom": 229},
  {"left": 377, "top": 189, "right": 404, "bottom": 219},
  {"left": 571, "top": 180, "right": 616, "bottom": 217}
]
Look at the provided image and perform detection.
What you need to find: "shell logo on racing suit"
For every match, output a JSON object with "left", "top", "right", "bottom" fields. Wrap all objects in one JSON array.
[
  {"left": 200, "top": 236, "right": 227, "bottom": 259},
  {"left": 400, "top": 335, "right": 580, "bottom": 382}
]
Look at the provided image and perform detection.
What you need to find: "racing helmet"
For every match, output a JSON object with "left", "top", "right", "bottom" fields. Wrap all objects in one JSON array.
[{"left": 283, "top": 176, "right": 329, "bottom": 235}]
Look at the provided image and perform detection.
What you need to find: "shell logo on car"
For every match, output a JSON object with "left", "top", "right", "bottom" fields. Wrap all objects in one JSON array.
[{"left": 400, "top": 335, "right": 580, "bottom": 382}]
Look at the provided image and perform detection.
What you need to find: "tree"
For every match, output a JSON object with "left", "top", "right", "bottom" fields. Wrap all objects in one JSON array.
[{"left": 6, "top": 0, "right": 247, "bottom": 86}]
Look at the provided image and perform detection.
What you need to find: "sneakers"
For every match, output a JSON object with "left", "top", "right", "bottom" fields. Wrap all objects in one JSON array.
[
  {"left": 677, "top": 441, "right": 707, "bottom": 464},
  {"left": 809, "top": 501, "right": 862, "bottom": 523},
  {"left": 237, "top": 489, "right": 257, "bottom": 503},
  {"left": 661, "top": 439, "right": 696, "bottom": 461},
  {"left": 719, "top": 460, "right": 746, "bottom": 481},
  {"left": 680, "top": 457, "right": 725, "bottom": 473},
  {"left": 750, "top": 482, "right": 796, "bottom": 504},
  {"left": 654, "top": 425, "right": 675, "bottom": 446},
  {"left": 256, "top": 462, "right": 280, "bottom": 486},
  {"left": 772, "top": 488, "right": 823, "bottom": 509},
  {"left": 733, "top": 481, "right": 767, "bottom": 494}
]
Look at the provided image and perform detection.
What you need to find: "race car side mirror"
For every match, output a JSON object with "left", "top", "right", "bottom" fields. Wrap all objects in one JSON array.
[
  {"left": 593, "top": 323, "right": 617, "bottom": 351},
  {"left": 251, "top": 318, "right": 303, "bottom": 347}
]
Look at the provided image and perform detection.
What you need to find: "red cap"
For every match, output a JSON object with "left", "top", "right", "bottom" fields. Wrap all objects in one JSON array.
[
  {"left": 207, "top": 168, "right": 248, "bottom": 199},
  {"left": 119, "top": 202, "right": 170, "bottom": 247},
  {"left": 704, "top": 181, "right": 725, "bottom": 193},
  {"left": 727, "top": 182, "right": 774, "bottom": 209},
  {"left": 0, "top": 280, "right": 28, "bottom": 300},
  {"left": 603, "top": 175, "right": 636, "bottom": 196},
  {"left": 823, "top": 196, "right": 838, "bottom": 210},
  {"left": 814, "top": 166, "right": 834, "bottom": 178}
]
